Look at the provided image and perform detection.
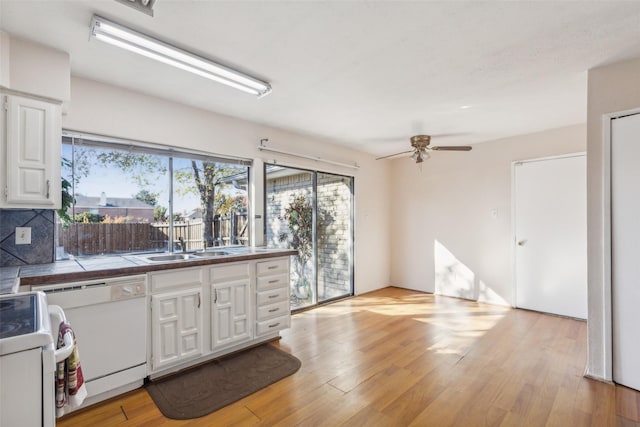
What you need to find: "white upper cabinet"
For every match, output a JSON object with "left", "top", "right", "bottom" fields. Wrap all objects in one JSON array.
[{"left": 1, "top": 93, "right": 61, "bottom": 208}]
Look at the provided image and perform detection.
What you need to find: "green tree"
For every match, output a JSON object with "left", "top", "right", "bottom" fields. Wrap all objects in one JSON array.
[
  {"left": 68, "top": 146, "right": 166, "bottom": 190},
  {"left": 68, "top": 145, "right": 245, "bottom": 247},
  {"left": 73, "top": 212, "right": 105, "bottom": 223},
  {"left": 216, "top": 194, "right": 246, "bottom": 217},
  {"left": 175, "top": 161, "right": 243, "bottom": 247},
  {"left": 57, "top": 158, "right": 75, "bottom": 227},
  {"left": 134, "top": 189, "right": 158, "bottom": 207},
  {"left": 153, "top": 205, "right": 167, "bottom": 222}
]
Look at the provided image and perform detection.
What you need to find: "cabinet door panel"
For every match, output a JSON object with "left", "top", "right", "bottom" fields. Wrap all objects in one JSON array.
[
  {"left": 211, "top": 279, "right": 251, "bottom": 350},
  {"left": 234, "top": 284, "right": 248, "bottom": 316},
  {"left": 234, "top": 320, "right": 248, "bottom": 337},
  {"left": 182, "top": 333, "right": 200, "bottom": 356},
  {"left": 158, "top": 298, "right": 178, "bottom": 319},
  {"left": 180, "top": 293, "right": 200, "bottom": 331},
  {"left": 215, "top": 307, "right": 232, "bottom": 341},
  {"left": 3, "top": 94, "right": 61, "bottom": 208},
  {"left": 151, "top": 288, "right": 202, "bottom": 370},
  {"left": 160, "top": 322, "right": 178, "bottom": 360}
]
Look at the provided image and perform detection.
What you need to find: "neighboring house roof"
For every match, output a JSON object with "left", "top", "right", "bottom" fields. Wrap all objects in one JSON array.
[
  {"left": 73, "top": 194, "right": 154, "bottom": 209},
  {"left": 187, "top": 208, "right": 203, "bottom": 219}
]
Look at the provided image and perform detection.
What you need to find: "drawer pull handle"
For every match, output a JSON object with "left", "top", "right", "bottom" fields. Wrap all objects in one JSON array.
[
  {"left": 268, "top": 266, "right": 278, "bottom": 270},
  {"left": 268, "top": 322, "right": 280, "bottom": 328},
  {"left": 268, "top": 294, "right": 279, "bottom": 299},
  {"left": 268, "top": 279, "right": 279, "bottom": 284},
  {"left": 46, "top": 180, "right": 50, "bottom": 199},
  {"left": 268, "top": 308, "right": 279, "bottom": 313}
]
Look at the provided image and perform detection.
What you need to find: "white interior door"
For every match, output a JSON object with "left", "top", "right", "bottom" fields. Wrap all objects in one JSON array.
[
  {"left": 514, "top": 154, "right": 587, "bottom": 319},
  {"left": 612, "top": 113, "right": 640, "bottom": 391}
]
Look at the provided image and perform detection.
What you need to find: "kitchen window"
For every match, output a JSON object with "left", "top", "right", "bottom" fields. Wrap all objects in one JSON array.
[{"left": 57, "top": 133, "right": 251, "bottom": 259}]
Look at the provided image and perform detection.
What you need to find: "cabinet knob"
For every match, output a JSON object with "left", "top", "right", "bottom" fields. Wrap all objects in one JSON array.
[{"left": 517, "top": 239, "right": 527, "bottom": 246}]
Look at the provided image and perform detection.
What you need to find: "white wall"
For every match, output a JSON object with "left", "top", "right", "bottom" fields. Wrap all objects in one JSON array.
[
  {"left": 0, "top": 32, "right": 70, "bottom": 105},
  {"left": 389, "top": 124, "right": 586, "bottom": 306},
  {"left": 586, "top": 57, "right": 640, "bottom": 381},
  {"left": 63, "top": 76, "right": 391, "bottom": 295}
]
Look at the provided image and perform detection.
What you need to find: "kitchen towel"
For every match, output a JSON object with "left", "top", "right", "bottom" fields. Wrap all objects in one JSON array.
[{"left": 56, "top": 322, "right": 87, "bottom": 417}]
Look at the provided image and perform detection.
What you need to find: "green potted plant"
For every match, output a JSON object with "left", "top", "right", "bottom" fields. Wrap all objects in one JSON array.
[{"left": 279, "top": 193, "right": 313, "bottom": 299}]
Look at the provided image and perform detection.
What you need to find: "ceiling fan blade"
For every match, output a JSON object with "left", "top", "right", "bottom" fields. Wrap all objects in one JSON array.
[
  {"left": 376, "top": 150, "right": 414, "bottom": 160},
  {"left": 430, "top": 146, "right": 472, "bottom": 151}
]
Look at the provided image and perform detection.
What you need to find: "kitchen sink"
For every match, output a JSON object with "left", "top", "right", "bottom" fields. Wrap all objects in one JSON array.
[
  {"left": 143, "top": 254, "right": 194, "bottom": 262},
  {"left": 190, "top": 250, "right": 230, "bottom": 257},
  {"left": 136, "top": 248, "right": 259, "bottom": 263}
]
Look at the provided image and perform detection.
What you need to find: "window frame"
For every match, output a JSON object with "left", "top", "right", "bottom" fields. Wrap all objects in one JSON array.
[{"left": 59, "top": 131, "right": 252, "bottom": 258}]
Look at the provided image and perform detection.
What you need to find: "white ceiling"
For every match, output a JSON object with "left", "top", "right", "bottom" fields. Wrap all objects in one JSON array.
[{"left": 2, "top": 1, "right": 640, "bottom": 157}]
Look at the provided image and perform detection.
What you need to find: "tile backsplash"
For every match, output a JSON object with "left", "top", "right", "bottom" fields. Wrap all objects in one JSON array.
[{"left": 0, "top": 209, "right": 55, "bottom": 267}]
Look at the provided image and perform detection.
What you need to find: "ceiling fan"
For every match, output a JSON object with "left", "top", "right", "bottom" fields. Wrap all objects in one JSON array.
[{"left": 376, "top": 135, "right": 472, "bottom": 163}]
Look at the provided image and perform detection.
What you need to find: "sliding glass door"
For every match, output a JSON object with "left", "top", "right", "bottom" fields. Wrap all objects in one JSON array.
[
  {"left": 316, "top": 172, "right": 353, "bottom": 303},
  {"left": 265, "top": 165, "right": 353, "bottom": 310}
]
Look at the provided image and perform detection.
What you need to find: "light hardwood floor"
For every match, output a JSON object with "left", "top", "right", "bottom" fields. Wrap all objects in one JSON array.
[{"left": 58, "top": 287, "right": 640, "bottom": 426}]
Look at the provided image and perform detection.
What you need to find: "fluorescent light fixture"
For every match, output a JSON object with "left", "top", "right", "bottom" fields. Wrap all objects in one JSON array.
[{"left": 90, "top": 15, "right": 272, "bottom": 97}]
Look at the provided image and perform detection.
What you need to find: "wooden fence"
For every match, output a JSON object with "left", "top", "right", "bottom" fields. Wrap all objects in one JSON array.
[{"left": 58, "top": 214, "right": 248, "bottom": 256}]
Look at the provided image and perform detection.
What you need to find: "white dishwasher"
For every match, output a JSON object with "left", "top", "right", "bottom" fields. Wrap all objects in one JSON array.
[{"left": 33, "top": 275, "right": 147, "bottom": 411}]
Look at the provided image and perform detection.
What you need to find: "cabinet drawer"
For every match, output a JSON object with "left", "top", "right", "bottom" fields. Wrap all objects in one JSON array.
[
  {"left": 256, "top": 300, "right": 290, "bottom": 321},
  {"left": 257, "top": 273, "right": 288, "bottom": 291},
  {"left": 256, "top": 258, "right": 289, "bottom": 276},
  {"left": 257, "top": 288, "right": 288, "bottom": 306},
  {"left": 150, "top": 267, "right": 203, "bottom": 293},
  {"left": 256, "top": 315, "right": 290, "bottom": 336},
  {"left": 210, "top": 262, "right": 250, "bottom": 283}
]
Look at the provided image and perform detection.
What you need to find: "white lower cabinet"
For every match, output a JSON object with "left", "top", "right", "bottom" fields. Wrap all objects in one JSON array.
[
  {"left": 148, "top": 257, "right": 291, "bottom": 377},
  {"left": 149, "top": 268, "right": 203, "bottom": 372},
  {"left": 210, "top": 262, "right": 252, "bottom": 350}
]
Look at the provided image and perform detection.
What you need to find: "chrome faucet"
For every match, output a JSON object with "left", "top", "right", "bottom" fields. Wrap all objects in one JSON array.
[{"left": 178, "top": 236, "right": 186, "bottom": 252}]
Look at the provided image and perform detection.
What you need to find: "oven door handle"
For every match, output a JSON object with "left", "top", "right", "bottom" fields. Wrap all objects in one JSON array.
[
  {"left": 55, "top": 331, "right": 75, "bottom": 363},
  {"left": 49, "top": 305, "right": 75, "bottom": 363}
]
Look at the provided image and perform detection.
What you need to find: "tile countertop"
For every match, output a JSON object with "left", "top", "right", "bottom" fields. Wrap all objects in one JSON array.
[
  {"left": 2, "top": 248, "right": 297, "bottom": 292},
  {"left": 0, "top": 266, "right": 20, "bottom": 294}
]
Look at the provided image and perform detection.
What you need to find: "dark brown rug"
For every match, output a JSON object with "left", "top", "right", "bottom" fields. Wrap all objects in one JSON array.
[{"left": 146, "top": 344, "right": 301, "bottom": 420}]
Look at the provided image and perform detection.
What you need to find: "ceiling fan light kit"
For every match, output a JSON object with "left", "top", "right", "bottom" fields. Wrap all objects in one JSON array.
[
  {"left": 376, "top": 134, "right": 472, "bottom": 164},
  {"left": 89, "top": 15, "right": 272, "bottom": 97},
  {"left": 410, "top": 150, "right": 429, "bottom": 163}
]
